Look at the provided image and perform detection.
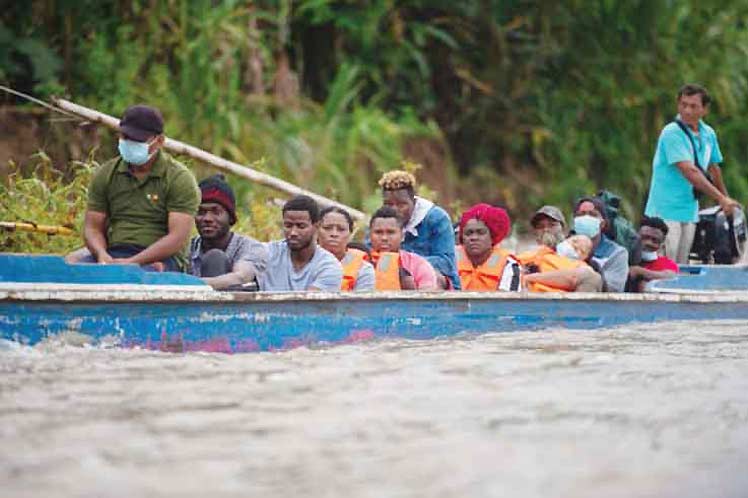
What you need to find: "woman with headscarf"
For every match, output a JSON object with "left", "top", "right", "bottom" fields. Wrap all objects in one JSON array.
[{"left": 456, "top": 203, "right": 522, "bottom": 291}]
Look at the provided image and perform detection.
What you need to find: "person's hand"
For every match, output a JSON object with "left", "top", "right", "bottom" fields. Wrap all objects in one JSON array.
[
  {"left": 628, "top": 266, "right": 645, "bottom": 279},
  {"left": 400, "top": 275, "right": 416, "bottom": 290},
  {"left": 151, "top": 262, "right": 166, "bottom": 272},
  {"left": 96, "top": 252, "right": 114, "bottom": 264},
  {"left": 436, "top": 274, "right": 448, "bottom": 290},
  {"left": 719, "top": 196, "right": 741, "bottom": 217}
]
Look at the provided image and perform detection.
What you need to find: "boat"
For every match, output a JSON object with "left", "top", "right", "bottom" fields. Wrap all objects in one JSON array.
[
  {"left": 2, "top": 254, "right": 748, "bottom": 353},
  {"left": 646, "top": 264, "right": 748, "bottom": 292}
]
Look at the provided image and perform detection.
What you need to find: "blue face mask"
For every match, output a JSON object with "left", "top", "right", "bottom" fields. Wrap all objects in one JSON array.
[
  {"left": 118, "top": 138, "right": 155, "bottom": 166},
  {"left": 573, "top": 215, "right": 601, "bottom": 238}
]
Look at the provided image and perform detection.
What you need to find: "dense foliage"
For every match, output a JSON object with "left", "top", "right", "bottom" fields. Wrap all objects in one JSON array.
[
  {"left": 0, "top": 154, "right": 286, "bottom": 254},
  {"left": 3, "top": 0, "right": 748, "bottom": 229},
  {"left": 0, "top": 153, "right": 91, "bottom": 253}
]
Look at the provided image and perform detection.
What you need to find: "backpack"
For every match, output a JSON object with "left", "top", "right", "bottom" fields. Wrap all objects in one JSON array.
[{"left": 597, "top": 190, "right": 641, "bottom": 264}]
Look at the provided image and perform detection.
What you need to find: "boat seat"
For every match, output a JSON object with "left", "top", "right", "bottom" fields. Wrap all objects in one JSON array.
[{"left": 0, "top": 254, "right": 206, "bottom": 286}]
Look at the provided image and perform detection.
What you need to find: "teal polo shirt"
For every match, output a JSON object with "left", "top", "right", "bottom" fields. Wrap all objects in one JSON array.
[{"left": 644, "top": 118, "right": 723, "bottom": 223}]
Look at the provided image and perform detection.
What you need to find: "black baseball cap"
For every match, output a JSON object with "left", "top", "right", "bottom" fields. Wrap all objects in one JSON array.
[{"left": 119, "top": 105, "right": 164, "bottom": 142}]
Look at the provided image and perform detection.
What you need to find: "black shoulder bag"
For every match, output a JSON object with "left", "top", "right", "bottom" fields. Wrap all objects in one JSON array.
[{"left": 674, "top": 119, "right": 713, "bottom": 201}]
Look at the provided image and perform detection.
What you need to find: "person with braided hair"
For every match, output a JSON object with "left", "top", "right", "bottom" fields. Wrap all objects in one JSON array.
[{"left": 376, "top": 170, "right": 460, "bottom": 290}]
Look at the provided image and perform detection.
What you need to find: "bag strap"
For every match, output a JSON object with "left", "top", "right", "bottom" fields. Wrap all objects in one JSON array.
[
  {"left": 674, "top": 119, "right": 702, "bottom": 169},
  {"left": 674, "top": 119, "right": 715, "bottom": 198}
]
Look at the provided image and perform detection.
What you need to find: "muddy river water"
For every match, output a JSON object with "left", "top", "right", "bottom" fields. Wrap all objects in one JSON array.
[{"left": 1, "top": 321, "right": 747, "bottom": 497}]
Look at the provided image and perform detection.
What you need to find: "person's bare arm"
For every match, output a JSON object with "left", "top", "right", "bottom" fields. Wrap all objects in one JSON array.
[
  {"left": 114, "top": 212, "right": 194, "bottom": 266},
  {"left": 523, "top": 268, "right": 581, "bottom": 289},
  {"left": 399, "top": 269, "right": 417, "bottom": 290},
  {"left": 83, "top": 211, "right": 112, "bottom": 263},
  {"left": 524, "top": 267, "right": 600, "bottom": 291},
  {"left": 707, "top": 164, "right": 728, "bottom": 196},
  {"left": 202, "top": 260, "right": 258, "bottom": 290},
  {"left": 629, "top": 265, "right": 676, "bottom": 282},
  {"left": 676, "top": 161, "right": 739, "bottom": 214}
]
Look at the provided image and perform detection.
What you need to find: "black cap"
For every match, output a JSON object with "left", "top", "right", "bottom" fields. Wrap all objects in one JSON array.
[{"left": 119, "top": 105, "right": 164, "bottom": 142}]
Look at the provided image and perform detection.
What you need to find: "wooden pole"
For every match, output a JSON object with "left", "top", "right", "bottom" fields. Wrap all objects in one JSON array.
[
  {"left": 52, "top": 98, "right": 367, "bottom": 221},
  {"left": 0, "top": 222, "right": 75, "bottom": 236}
]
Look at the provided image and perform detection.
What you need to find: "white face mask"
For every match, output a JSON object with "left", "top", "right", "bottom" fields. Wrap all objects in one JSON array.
[
  {"left": 641, "top": 250, "right": 658, "bottom": 262},
  {"left": 573, "top": 215, "right": 601, "bottom": 238},
  {"left": 556, "top": 240, "right": 580, "bottom": 260}
]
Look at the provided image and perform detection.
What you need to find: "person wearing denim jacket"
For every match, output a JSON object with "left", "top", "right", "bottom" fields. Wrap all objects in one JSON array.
[{"left": 377, "top": 170, "right": 460, "bottom": 290}]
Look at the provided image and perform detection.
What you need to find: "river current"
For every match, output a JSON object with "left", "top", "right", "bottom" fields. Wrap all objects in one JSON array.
[{"left": 1, "top": 321, "right": 747, "bottom": 498}]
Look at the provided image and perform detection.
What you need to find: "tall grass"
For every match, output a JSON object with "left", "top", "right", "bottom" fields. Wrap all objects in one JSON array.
[
  {"left": 66, "top": 1, "right": 437, "bottom": 212},
  {"left": 0, "top": 153, "right": 286, "bottom": 255},
  {"left": 3, "top": 0, "right": 748, "bottom": 222},
  {"left": 0, "top": 153, "right": 92, "bottom": 254}
]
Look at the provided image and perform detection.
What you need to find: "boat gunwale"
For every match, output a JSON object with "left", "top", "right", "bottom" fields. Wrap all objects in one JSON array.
[{"left": 3, "top": 282, "right": 748, "bottom": 304}]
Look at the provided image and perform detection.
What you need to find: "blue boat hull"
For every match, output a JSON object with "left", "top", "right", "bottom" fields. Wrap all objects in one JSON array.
[
  {"left": 3, "top": 254, "right": 748, "bottom": 353},
  {"left": 3, "top": 292, "right": 748, "bottom": 352}
]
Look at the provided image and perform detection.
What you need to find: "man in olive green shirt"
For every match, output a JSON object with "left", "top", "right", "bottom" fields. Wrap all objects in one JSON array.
[{"left": 82, "top": 105, "right": 199, "bottom": 271}]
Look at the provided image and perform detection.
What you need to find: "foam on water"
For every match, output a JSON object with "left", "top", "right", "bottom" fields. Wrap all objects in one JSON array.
[{"left": 1, "top": 321, "right": 747, "bottom": 498}]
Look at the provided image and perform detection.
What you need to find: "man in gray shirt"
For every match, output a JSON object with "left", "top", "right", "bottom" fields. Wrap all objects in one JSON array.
[
  {"left": 259, "top": 195, "right": 343, "bottom": 292},
  {"left": 189, "top": 175, "right": 267, "bottom": 290}
]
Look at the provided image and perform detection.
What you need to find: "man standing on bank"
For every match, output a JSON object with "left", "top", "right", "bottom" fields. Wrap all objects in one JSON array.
[
  {"left": 83, "top": 105, "right": 200, "bottom": 271},
  {"left": 644, "top": 84, "right": 741, "bottom": 264},
  {"left": 189, "top": 175, "right": 267, "bottom": 290}
]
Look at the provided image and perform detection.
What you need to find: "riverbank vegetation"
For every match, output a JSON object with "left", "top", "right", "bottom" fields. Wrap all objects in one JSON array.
[
  {"left": 0, "top": 153, "right": 91, "bottom": 253},
  {"left": 3, "top": 0, "right": 748, "bottom": 240}
]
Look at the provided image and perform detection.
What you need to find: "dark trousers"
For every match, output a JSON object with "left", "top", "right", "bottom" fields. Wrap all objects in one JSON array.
[
  {"left": 199, "top": 249, "right": 258, "bottom": 291},
  {"left": 79, "top": 244, "right": 180, "bottom": 272},
  {"left": 200, "top": 248, "right": 231, "bottom": 277}
]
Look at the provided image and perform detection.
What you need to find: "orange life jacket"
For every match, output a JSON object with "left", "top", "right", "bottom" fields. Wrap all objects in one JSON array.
[
  {"left": 456, "top": 245, "right": 510, "bottom": 291},
  {"left": 516, "top": 246, "right": 584, "bottom": 292},
  {"left": 340, "top": 248, "right": 367, "bottom": 291},
  {"left": 368, "top": 251, "right": 402, "bottom": 290}
]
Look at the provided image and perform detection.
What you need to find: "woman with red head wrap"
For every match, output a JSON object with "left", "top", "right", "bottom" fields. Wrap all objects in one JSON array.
[
  {"left": 456, "top": 204, "right": 521, "bottom": 291},
  {"left": 459, "top": 203, "right": 511, "bottom": 246}
]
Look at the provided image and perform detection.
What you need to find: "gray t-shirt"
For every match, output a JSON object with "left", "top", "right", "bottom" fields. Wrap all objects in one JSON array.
[
  {"left": 189, "top": 233, "right": 267, "bottom": 277},
  {"left": 259, "top": 240, "right": 343, "bottom": 291},
  {"left": 354, "top": 260, "right": 375, "bottom": 291},
  {"left": 592, "top": 236, "right": 629, "bottom": 292}
]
